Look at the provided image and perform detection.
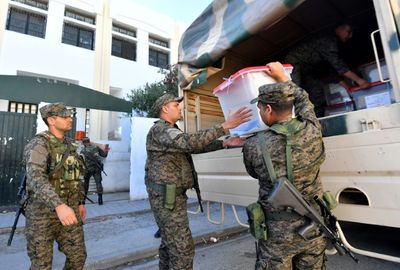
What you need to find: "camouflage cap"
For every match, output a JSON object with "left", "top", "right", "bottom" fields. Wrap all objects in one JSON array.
[
  {"left": 152, "top": 94, "right": 184, "bottom": 116},
  {"left": 40, "top": 102, "right": 72, "bottom": 118},
  {"left": 250, "top": 82, "right": 295, "bottom": 104}
]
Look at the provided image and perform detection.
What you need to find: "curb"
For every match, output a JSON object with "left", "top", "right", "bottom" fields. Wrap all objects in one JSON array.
[{"left": 84, "top": 226, "right": 249, "bottom": 270}]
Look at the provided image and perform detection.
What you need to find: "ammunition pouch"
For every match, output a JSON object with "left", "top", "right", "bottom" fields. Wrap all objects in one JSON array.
[
  {"left": 164, "top": 184, "right": 176, "bottom": 210},
  {"left": 323, "top": 191, "right": 338, "bottom": 210},
  {"left": 148, "top": 181, "right": 186, "bottom": 210},
  {"left": 246, "top": 202, "right": 267, "bottom": 240},
  {"left": 50, "top": 178, "right": 81, "bottom": 198}
]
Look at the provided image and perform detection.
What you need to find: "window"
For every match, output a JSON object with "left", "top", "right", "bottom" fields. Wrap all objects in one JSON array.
[
  {"left": 112, "top": 25, "right": 136, "bottom": 38},
  {"left": 85, "top": 109, "right": 90, "bottom": 134},
  {"left": 12, "top": 0, "right": 48, "bottom": 10},
  {"left": 6, "top": 7, "right": 46, "bottom": 38},
  {"left": 111, "top": 24, "right": 137, "bottom": 61},
  {"left": 62, "top": 23, "right": 94, "bottom": 50},
  {"left": 149, "top": 36, "right": 169, "bottom": 48},
  {"left": 149, "top": 49, "right": 169, "bottom": 68},
  {"left": 112, "top": 37, "right": 136, "bottom": 61},
  {"left": 65, "top": 9, "right": 95, "bottom": 25},
  {"left": 8, "top": 101, "right": 38, "bottom": 114}
]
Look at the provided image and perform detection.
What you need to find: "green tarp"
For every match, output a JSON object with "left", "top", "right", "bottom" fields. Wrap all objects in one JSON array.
[
  {"left": 177, "top": 0, "right": 304, "bottom": 90},
  {"left": 0, "top": 75, "right": 132, "bottom": 113}
]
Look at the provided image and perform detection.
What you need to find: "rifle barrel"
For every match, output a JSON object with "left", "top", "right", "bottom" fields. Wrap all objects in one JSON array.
[{"left": 7, "top": 209, "right": 22, "bottom": 246}]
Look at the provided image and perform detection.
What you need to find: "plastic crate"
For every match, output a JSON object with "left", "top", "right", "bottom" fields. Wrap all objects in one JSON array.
[
  {"left": 213, "top": 65, "right": 292, "bottom": 136},
  {"left": 350, "top": 81, "right": 394, "bottom": 110}
]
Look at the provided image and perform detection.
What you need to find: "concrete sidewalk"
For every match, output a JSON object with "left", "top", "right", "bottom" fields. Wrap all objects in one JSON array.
[{"left": 0, "top": 192, "right": 249, "bottom": 270}]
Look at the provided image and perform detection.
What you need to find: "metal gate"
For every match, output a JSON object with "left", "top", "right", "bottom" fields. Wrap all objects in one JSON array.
[{"left": 0, "top": 112, "right": 37, "bottom": 208}]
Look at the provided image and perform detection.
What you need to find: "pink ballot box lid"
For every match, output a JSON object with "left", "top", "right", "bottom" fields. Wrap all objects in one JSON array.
[
  {"left": 213, "top": 64, "right": 293, "bottom": 136},
  {"left": 213, "top": 64, "right": 293, "bottom": 93}
]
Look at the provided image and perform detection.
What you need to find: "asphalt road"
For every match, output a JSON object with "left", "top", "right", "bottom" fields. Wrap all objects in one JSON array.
[{"left": 116, "top": 230, "right": 400, "bottom": 270}]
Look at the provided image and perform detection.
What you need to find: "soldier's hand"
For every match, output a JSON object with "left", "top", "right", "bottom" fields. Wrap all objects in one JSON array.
[
  {"left": 221, "top": 107, "right": 252, "bottom": 130},
  {"left": 79, "top": 204, "right": 86, "bottom": 221},
  {"left": 223, "top": 136, "right": 246, "bottom": 147},
  {"left": 55, "top": 204, "right": 78, "bottom": 226},
  {"left": 265, "top": 62, "right": 290, "bottom": 83},
  {"left": 357, "top": 79, "right": 371, "bottom": 89}
]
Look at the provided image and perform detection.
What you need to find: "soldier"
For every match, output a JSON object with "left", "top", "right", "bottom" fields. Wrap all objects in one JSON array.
[
  {"left": 23, "top": 102, "right": 86, "bottom": 270},
  {"left": 81, "top": 137, "right": 109, "bottom": 205},
  {"left": 242, "top": 62, "right": 327, "bottom": 269},
  {"left": 145, "top": 93, "right": 251, "bottom": 270},
  {"left": 284, "top": 22, "right": 370, "bottom": 117}
]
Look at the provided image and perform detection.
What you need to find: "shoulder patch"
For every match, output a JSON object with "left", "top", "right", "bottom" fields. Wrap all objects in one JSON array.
[{"left": 166, "top": 128, "right": 183, "bottom": 140}]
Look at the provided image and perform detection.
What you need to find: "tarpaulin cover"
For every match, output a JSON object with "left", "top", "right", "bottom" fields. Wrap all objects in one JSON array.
[{"left": 177, "top": 0, "right": 304, "bottom": 90}]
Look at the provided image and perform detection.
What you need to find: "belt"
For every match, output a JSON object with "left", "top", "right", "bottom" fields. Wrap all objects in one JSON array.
[
  {"left": 147, "top": 181, "right": 187, "bottom": 196},
  {"left": 267, "top": 210, "right": 301, "bottom": 221}
]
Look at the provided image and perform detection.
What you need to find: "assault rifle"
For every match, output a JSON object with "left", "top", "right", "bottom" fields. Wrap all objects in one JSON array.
[
  {"left": 7, "top": 173, "right": 28, "bottom": 246},
  {"left": 268, "top": 177, "right": 359, "bottom": 263},
  {"left": 185, "top": 153, "right": 203, "bottom": 212},
  {"left": 84, "top": 153, "right": 107, "bottom": 176}
]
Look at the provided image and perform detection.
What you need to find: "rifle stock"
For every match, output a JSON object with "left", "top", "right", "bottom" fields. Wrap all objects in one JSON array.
[{"left": 268, "top": 177, "right": 359, "bottom": 263}]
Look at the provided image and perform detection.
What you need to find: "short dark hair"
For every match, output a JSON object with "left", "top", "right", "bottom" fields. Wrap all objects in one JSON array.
[
  {"left": 259, "top": 100, "right": 293, "bottom": 113},
  {"left": 335, "top": 20, "right": 354, "bottom": 30}
]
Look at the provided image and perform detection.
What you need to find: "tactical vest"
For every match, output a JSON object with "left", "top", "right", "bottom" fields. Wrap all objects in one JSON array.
[
  {"left": 258, "top": 118, "right": 324, "bottom": 203},
  {"left": 39, "top": 131, "right": 83, "bottom": 198}
]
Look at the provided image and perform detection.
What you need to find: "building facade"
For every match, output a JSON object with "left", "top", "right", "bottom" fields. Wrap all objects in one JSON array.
[{"left": 0, "top": 0, "right": 185, "bottom": 140}]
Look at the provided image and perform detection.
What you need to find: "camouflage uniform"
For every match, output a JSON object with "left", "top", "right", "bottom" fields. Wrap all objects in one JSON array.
[
  {"left": 243, "top": 82, "right": 327, "bottom": 270},
  {"left": 145, "top": 94, "right": 226, "bottom": 270},
  {"left": 284, "top": 32, "right": 350, "bottom": 117},
  {"left": 81, "top": 141, "right": 107, "bottom": 197},
  {"left": 24, "top": 103, "right": 86, "bottom": 270}
]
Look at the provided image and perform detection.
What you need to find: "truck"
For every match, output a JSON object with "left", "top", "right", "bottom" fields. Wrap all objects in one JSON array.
[{"left": 177, "top": 0, "right": 400, "bottom": 262}]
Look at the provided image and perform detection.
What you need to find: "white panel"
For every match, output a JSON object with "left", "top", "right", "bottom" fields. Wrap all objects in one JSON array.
[{"left": 130, "top": 117, "right": 157, "bottom": 200}]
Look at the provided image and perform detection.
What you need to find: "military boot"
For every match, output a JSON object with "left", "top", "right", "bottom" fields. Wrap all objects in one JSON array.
[{"left": 98, "top": 194, "right": 103, "bottom": 205}]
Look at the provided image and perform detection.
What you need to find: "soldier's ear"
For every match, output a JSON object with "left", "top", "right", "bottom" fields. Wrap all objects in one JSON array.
[
  {"left": 47, "top": 117, "right": 57, "bottom": 126},
  {"left": 161, "top": 105, "right": 169, "bottom": 115}
]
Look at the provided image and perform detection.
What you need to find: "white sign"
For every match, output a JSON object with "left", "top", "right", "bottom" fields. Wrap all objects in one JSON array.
[{"left": 365, "top": 92, "right": 391, "bottom": 108}]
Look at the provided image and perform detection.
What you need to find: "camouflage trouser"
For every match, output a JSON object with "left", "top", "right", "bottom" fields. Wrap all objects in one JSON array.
[
  {"left": 84, "top": 169, "right": 103, "bottom": 194},
  {"left": 148, "top": 191, "right": 194, "bottom": 270},
  {"left": 25, "top": 201, "right": 86, "bottom": 270},
  {"left": 255, "top": 217, "right": 326, "bottom": 270}
]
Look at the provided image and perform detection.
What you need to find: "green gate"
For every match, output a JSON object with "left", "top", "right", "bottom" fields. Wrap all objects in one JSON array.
[{"left": 0, "top": 112, "right": 37, "bottom": 208}]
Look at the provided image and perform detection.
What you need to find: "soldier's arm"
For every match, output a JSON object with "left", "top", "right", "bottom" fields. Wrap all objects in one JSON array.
[
  {"left": 291, "top": 81, "right": 321, "bottom": 127},
  {"left": 318, "top": 36, "right": 349, "bottom": 75},
  {"left": 163, "top": 124, "right": 226, "bottom": 153},
  {"left": 97, "top": 146, "right": 108, "bottom": 158},
  {"left": 242, "top": 140, "right": 259, "bottom": 179},
  {"left": 266, "top": 62, "right": 320, "bottom": 127},
  {"left": 25, "top": 137, "right": 63, "bottom": 210}
]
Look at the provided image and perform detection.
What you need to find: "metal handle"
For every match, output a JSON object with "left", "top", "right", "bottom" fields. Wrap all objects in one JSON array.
[{"left": 370, "top": 29, "right": 390, "bottom": 83}]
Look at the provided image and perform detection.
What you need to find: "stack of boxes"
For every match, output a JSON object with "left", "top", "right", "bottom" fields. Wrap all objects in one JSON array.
[{"left": 324, "top": 59, "right": 394, "bottom": 116}]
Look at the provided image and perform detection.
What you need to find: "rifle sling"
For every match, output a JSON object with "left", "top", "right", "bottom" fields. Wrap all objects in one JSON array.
[
  {"left": 257, "top": 119, "right": 304, "bottom": 184},
  {"left": 257, "top": 132, "right": 277, "bottom": 183}
]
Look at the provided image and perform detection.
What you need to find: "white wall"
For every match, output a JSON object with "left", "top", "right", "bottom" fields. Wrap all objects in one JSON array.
[
  {"left": 0, "top": 100, "right": 8, "bottom": 111},
  {"left": 130, "top": 116, "right": 157, "bottom": 200},
  {"left": 97, "top": 116, "right": 131, "bottom": 192}
]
